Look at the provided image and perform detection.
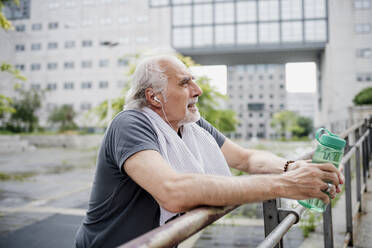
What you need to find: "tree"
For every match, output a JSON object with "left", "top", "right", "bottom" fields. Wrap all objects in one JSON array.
[
  {"left": 6, "top": 88, "right": 43, "bottom": 132},
  {"left": 48, "top": 105, "right": 78, "bottom": 132},
  {"left": 0, "top": 0, "right": 27, "bottom": 117},
  {"left": 92, "top": 53, "right": 238, "bottom": 133},
  {"left": 293, "top": 116, "right": 313, "bottom": 137},
  {"left": 271, "top": 111, "right": 313, "bottom": 139},
  {"left": 353, "top": 87, "right": 372, "bottom": 105}
]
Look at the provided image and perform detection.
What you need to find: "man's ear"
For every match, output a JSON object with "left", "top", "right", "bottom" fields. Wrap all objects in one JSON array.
[{"left": 145, "top": 88, "right": 161, "bottom": 107}]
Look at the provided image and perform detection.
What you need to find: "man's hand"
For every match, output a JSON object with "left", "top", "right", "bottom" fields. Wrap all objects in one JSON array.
[{"left": 282, "top": 161, "right": 344, "bottom": 204}]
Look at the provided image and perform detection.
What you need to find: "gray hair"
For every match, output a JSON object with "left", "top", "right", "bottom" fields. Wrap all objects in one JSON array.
[{"left": 124, "top": 55, "right": 185, "bottom": 110}]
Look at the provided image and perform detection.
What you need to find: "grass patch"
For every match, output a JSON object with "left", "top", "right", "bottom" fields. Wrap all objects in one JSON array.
[{"left": 0, "top": 171, "right": 37, "bottom": 181}]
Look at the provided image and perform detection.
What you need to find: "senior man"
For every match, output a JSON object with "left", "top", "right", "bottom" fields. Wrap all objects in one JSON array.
[{"left": 74, "top": 55, "right": 343, "bottom": 248}]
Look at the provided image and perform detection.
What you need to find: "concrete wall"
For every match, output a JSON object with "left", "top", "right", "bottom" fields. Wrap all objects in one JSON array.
[{"left": 19, "top": 134, "right": 103, "bottom": 148}]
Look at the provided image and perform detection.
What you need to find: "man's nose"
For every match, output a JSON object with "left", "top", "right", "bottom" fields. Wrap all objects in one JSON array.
[{"left": 191, "top": 81, "right": 202, "bottom": 97}]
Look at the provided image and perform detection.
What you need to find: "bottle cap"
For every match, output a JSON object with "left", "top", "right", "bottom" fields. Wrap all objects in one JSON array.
[{"left": 315, "top": 128, "right": 346, "bottom": 150}]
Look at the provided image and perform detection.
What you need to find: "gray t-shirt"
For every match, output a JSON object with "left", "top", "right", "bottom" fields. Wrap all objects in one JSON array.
[{"left": 74, "top": 110, "right": 226, "bottom": 248}]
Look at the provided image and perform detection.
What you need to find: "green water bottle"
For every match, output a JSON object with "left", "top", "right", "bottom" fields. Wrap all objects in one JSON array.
[{"left": 298, "top": 128, "right": 346, "bottom": 212}]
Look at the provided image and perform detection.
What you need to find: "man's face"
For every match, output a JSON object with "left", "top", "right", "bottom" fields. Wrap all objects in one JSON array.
[{"left": 160, "top": 59, "right": 203, "bottom": 127}]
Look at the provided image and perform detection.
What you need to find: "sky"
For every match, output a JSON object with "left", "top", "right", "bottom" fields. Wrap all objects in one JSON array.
[{"left": 191, "top": 62, "right": 317, "bottom": 94}]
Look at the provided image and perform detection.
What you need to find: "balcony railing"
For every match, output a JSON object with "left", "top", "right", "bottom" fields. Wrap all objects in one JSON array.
[{"left": 119, "top": 116, "right": 372, "bottom": 248}]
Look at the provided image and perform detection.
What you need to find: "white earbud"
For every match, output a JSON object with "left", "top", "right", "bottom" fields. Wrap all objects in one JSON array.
[{"left": 154, "top": 96, "right": 160, "bottom": 103}]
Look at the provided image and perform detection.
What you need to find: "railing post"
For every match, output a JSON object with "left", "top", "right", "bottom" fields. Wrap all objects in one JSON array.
[
  {"left": 344, "top": 135, "right": 353, "bottom": 246},
  {"left": 362, "top": 122, "right": 368, "bottom": 192},
  {"left": 263, "top": 199, "right": 281, "bottom": 248},
  {"left": 355, "top": 127, "right": 362, "bottom": 212},
  {"left": 364, "top": 119, "right": 370, "bottom": 175},
  {"left": 323, "top": 204, "right": 334, "bottom": 248}
]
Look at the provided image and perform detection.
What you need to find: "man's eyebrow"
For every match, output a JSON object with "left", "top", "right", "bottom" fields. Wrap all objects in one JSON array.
[{"left": 179, "top": 76, "right": 192, "bottom": 83}]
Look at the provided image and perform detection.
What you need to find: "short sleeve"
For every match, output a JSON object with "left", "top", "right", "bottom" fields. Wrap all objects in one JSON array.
[
  {"left": 109, "top": 110, "right": 160, "bottom": 172},
  {"left": 196, "top": 117, "right": 226, "bottom": 147}
]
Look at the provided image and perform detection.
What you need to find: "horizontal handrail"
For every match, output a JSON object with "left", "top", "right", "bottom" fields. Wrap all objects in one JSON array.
[
  {"left": 118, "top": 205, "right": 237, "bottom": 248},
  {"left": 257, "top": 205, "right": 306, "bottom": 248}
]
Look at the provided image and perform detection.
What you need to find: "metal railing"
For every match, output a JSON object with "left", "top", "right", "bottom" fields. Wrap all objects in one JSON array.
[{"left": 119, "top": 117, "right": 372, "bottom": 248}]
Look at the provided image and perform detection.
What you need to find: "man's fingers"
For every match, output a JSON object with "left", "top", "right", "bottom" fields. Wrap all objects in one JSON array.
[
  {"left": 314, "top": 163, "right": 344, "bottom": 184},
  {"left": 321, "top": 172, "right": 340, "bottom": 186}
]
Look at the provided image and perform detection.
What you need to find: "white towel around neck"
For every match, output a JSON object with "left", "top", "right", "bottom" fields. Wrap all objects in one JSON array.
[{"left": 141, "top": 107, "right": 231, "bottom": 225}]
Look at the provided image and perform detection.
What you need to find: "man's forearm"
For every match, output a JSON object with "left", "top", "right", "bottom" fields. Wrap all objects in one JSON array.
[
  {"left": 162, "top": 173, "right": 285, "bottom": 212},
  {"left": 240, "top": 149, "right": 287, "bottom": 175}
]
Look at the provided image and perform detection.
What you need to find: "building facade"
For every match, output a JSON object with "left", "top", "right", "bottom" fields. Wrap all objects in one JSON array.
[
  {"left": 0, "top": 0, "right": 171, "bottom": 126},
  {"left": 226, "top": 64, "right": 286, "bottom": 139},
  {"left": 287, "top": 92, "right": 316, "bottom": 119}
]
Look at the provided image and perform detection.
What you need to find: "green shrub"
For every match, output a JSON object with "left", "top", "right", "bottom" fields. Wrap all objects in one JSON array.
[{"left": 353, "top": 87, "right": 372, "bottom": 105}]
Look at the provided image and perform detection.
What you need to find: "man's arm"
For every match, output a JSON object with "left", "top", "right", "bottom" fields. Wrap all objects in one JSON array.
[
  {"left": 221, "top": 138, "right": 289, "bottom": 174},
  {"left": 124, "top": 150, "right": 342, "bottom": 213}
]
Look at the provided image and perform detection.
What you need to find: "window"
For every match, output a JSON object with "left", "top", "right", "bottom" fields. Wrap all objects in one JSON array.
[
  {"left": 356, "top": 48, "right": 372, "bottom": 58},
  {"left": 356, "top": 72, "right": 372, "bottom": 82},
  {"left": 100, "top": 18, "right": 112, "bottom": 25},
  {"left": 304, "top": 0, "right": 326, "bottom": 18},
  {"left": 355, "top": 23, "right": 371, "bottom": 34},
  {"left": 31, "top": 63, "right": 41, "bottom": 71},
  {"left": 64, "top": 82, "right": 74, "bottom": 89},
  {"left": 49, "top": 2, "right": 60, "bottom": 9},
  {"left": 173, "top": 27, "right": 191, "bottom": 47},
  {"left": 101, "top": 0, "right": 112, "bottom": 4},
  {"left": 64, "top": 21, "right": 76, "bottom": 29},
  {"left": 31, "top": 83, "right": 41, "bottom": 90},
  {"left": 99, "top": 81, "right": 108, "bottom": 88},
  {"left": 172, "top": 6, "right": 191, "bottom": 26},
  {"left": 65, "top": 1, "right": 76, "bottom": 8},
  {"left": 193, "top": 4, "right": 213, "bottom": 24},
  {"left": 31, "top": 43, "right": 41, "bottom": 51},
  {"left": 215, "top": 2, "right": 234, "bottom": 23},
  {"left": 237, "top": 1, "right": 256, "bottom": 22},
  {"left": 259, "top": 23, "right": 280, "bottom": 43},
  {"left": 82, "top": 40, "right": 93, "bottom": 47},
  {"left": 248, "top": 103, "right": 265, "bottom": 111},
  {"left": 47, "top": 83, "right": 57, "bottom": 90},
  {"left": 99, "top": 59, "right": 109, "bottom": 68},
  {"left": 136, "top": 16, "right": 148, "bottom": 23},
  {"left": 64, "top": 61, "right": 74, "bottom": 69},
  {"left": 259, "top": 0, "right": 279, "bottom": 21},
  {"left": 15, "top": 24, "right": 25, "bottom": 32},
  {"left": 65, "top": 40, "right": 75, "bottom": 48},
  {"left": 80, "top": 103, "right": 92, "bottom": 110},
  {"left": 15, "top": 44, "right": 25, "bottom": 52},
  {"left": 47, "top": 62, "right": 58, "bottom": 70},
  {"left": 117, "top": 80, "right": 126, "bottom": 88},
  {"left": 82, "top": 19, "right": 94, "bottom": 27},
  {"left": 354, "top": 0, "right": 371, "bottom": 9},
  {"left": 15, "top": 64, "right": 25, "bottom": 71},
  {"left": 81, "top": 60, "right": 93, "bottom": 68},
  {"left": 81, "top": 81, "right": 92, "bottom": 89},
  {"left": 215, "top": 25, "right": 234, "bottom": 45},
  {"left": 32, "top": 23, "right": 42, "bottom": 31},
  {"left": 281, "top": 0, "right": 302, "bottom": 20},
  {"left": 237, "top": 24, "right": 257, "bottom": 44},
  {"left": 4, "top": 0, "right": 31, "bottom": 20},
  {"left": 48, "top": 22, "right": 59, "bottom": 30},
  {"left": 136, "top": 36, "right": 149, "bottom": 44},
  {"left": 118, "top": 17, "right": 129, "bottom": 24},
  {"left": 194, "top": 26, "right": 213, "bottom": 47},
  {"left": 83, "top": 0, "right": 95, "bottom": 5},
  {"left": 282, "top": 21, "right": 303, "bottom": 42},
  {"left": 48, "top": 42, "right": 58, "bottom": 50},
  {"left": 117, "top": 58, "right": 129, "bottom": 67}
]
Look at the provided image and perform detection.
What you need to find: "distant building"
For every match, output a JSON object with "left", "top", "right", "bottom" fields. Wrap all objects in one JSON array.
[
  {"left": 287, "top": 92, "right": 316, "bottom": 119},
  {"left": 226, "top": 64, "right": 286, "bottom": 140},
  {"left": 0, "top": 0, "right": 171, "bottom": 126}
]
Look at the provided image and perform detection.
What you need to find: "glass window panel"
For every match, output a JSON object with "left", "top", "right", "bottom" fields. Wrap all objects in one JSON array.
[
  {"left": 237, "top": 1, "right": 256, "bottom": 22},
  {"left": 259, "top": 0, "right": 279, "bottom": 21},
  {"left": 193, "top": 4, "right": 212, "bottom": 25},
  {"left": 304, "top": 0, "right": 326, "bottom": 18},
  {"left": 172, "top": 6, "right": 192, "bottom": 26},
  {"left": 173, "top": 27, "right": 192, "bottom": 47},
  {"left": 305, "top": 20, "right": 327, "bottom": 41},
  {"left": 281, "top": 0, "right": 302, "bottom": 20},
  {"left": 215, "top": 2, "right": 234, "bottom": 24},
  {"left": 215, "top": 25, "right": 235, "bottom": 44},
  {"left": 193, "top": 26, "right": 213, "bottom": 46},
  {"left": 259, "top": 23, "right": 279, "bottom": 43},
  {"left": 282, "top": 21, "right": 302, "bottom": 42},
  {"left": 150, "top": 0, "right": 169, "bottom": 7},
  {"left": 237, "top": 24, "right": 257, "bottom": 44},
  {"left": 173, "top": 0, "right": 191, "bottom": 4}
]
